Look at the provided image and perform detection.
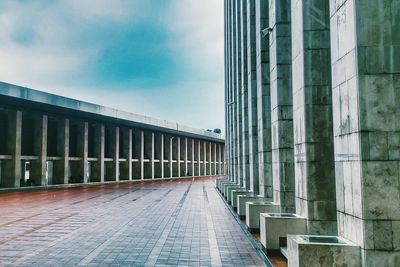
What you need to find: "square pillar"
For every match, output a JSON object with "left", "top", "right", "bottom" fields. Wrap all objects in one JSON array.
[
  {"left": 1, "top": 110, "right": 22, "bottom": 188},
  {"left": 191, "top": 139, "right": 195, "bottom": 176},
  {"left": 92, "top": 124, "right": 105, "bottom": 182},
  {"left": 77, "top": 121, "right": 89, "bottom": 183},
  {"left": 140, "top": 130, "right": 144, "bottom": 180},
  {"left": 54, "top": 118, "right": 69, "bottom": 185},
  {"left": 177, "top": 136, "right": 181, "bottom": 177},
  {"left": 30, "top": 114, "right": 48, "bottom": 186},
  {"left": 120, "top": 128, "right": 132, "bottom": 181},
  {"left": 270, "top": 0, "right": 295, "bottom": 213},
  {"left": 151, "top": 132, "right": 155, "bottom": 179}
]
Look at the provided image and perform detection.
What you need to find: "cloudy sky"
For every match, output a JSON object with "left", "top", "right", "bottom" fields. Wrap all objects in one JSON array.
[{"left": 0, "top": 0, "right": 225, "bottom": 132}]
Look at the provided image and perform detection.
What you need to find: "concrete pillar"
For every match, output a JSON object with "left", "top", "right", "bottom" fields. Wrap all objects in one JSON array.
[
  {"left": 177, "top": 137, "right": 181, "bottom": 177},
  {"left": 330, "top": 1, "right": 400, "bottom": 264},
  {"left": 1, "top": 110, "right": 22, "bottom": 188},
  {"left": 270, "top": 0, "right": 295, "bottom": 213},
  {"left": 184, "top": 137, "right": 188, "bottom": 176},
  {"left": 204, "top": 141, "right": 207, "bottom": 176},
  {"left": 241, "top": 0, "right": 250, "bottom": 190},
  {"left": 169, "top": 136, "right": 173, "bottom": 178},
  {"left": 247, "top": 0, "right": 259, "bottom": 194},
  {"left": 151, "top": 132, "right": 155, "bottom": 179},
  {"left": 198, "top": 139, "right": 201, "bottom": 176},
  {"left": 214, "top": 143, "right": 217, "bottom": 175},
  {"left": 140, "top": 130, "right": 144, "bottom": 180},
  {"left": 235, "top": 0, "right": 243, "bottom": 186},
  {"left": 54, "top": 118, "right": 69, "bottom": 185},
  {"left": 30, "top": 115, "right": 48, "bottom": 186},
  {"left": 291, "top": 0, "right": 336, "bottom": 235},
  {"left": 92, "top": 124, "right": 105, "bottom": 182},
  {"left": 120, "top": 128, "right": 132, "bottom": 180},
  {"left": 209, "top": 142, "right": 212, "bottom": 176},
  {"left": 219, "top": 143, "right": 222, "bottom": 175},
  {"left": 77, "top": 121, "right": 89, "bottom": 183},
  {"left": 160, "top": 134, "right": 164, "bottom": 178},
  {"left": 191, "top": 139, "right": 195, "bottom": 176},
  {"left": 255, "top": 0, "right": 272, "bottom": 198},
  {"left": 108, "top": 126, "right": 119, "bottom": 181}
]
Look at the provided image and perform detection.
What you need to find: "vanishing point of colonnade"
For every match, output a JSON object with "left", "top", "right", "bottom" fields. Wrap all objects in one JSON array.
[
  {"left": 219, "top": 0, "right": 399, "bottom": 266},
  {"left": 0, "top": 82, "right": 225, "bottom": 188}
]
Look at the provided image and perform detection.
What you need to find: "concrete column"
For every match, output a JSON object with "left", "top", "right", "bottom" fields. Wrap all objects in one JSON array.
[
  {"left": 151, "top": 132, "right": 155, "bottom": 179},
  {"left": 30, "top": 115, "right": 48, "bottom": 186},
  {"left": 92, "top": 124, "right": 105, "bottom": 182},
  {"left": 77, "top": 121, "right": 89, "bottom": 183},
  {"left": 160, "top": 134, "right": 164, "bottom": 178},
  {"left": 209, "top": 142, "right": 212, "bottom": 176},
  {"left": 120, "top": 128, "right": 132, "bottom": 180},
  {"left": 270, "top": 0, "right": 295, "bottom": 213},
  {"left": 229, "top": 0, "right": 236, "bottom": 183},
  {"left": 140, "top": 130, "right": 144, "bottom": 180},
  {"left": 247, "top": 0, "right": 259, "bottom": 194},
  {"left": 214, "top": 143, "right": 217, "bottom": 175},
  {"left": 241, "top": 0, "right": 250, "bottom": 190},
  {"left": 204, "top": 141, "right": 207, "bottom": 176},
  {"left": 235, "top": 0, "right": 243, "bottom": 186},
  {"left": 169, "top": 137, "right": 173, "bottom": 178},
  {"left": 54, "top": 118, "right": 69, "bottom": 185},
  {"left": 109, "top": 126, "right": 119, "bottom": 181},
  {"left": 291, "top": 0, "right": 336, "bottom": 235},
  {"left": 330, "top": 1, "right": 400, "bottom": 264},
  {"left": 191, "top": 139, "right": 195, "bottom": 176},
  {"left": 177, "top": 137, "right": 181, "bottom": 178},
  {"left": 184, "top": 137, "right": 188, "bottom": 176},
  {"left": 198, "top": 140, "right": 201, "bottom": 176},
  {"left": 1, "top": 110, "right": 22, "bottom": 188},
  {"left": 256, "top": 0, "right": 272, "bottom": 198},
  {"left": 219, "top": 143, "right": 222, "bottom": 175}
]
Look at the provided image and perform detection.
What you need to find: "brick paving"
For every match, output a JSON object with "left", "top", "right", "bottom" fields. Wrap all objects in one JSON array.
[{"left": 0, "top": 177, "right": 264, "bottom": 267}]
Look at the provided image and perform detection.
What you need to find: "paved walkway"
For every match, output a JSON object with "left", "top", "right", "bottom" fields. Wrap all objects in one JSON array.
[{"left": 0, "top": 177, "right": 264, "bottom": 267}]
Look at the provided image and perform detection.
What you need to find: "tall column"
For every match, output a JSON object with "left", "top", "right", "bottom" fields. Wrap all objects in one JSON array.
[
  {"left": 1, "top": 110, "right": 22, "bottom": 188},
  {"left": 140, "top": 130, "right": 144, "bottom": 180},
  {"left": 31, "top": 114, "right": 48, "bottom": 186},
  {"left": 219, "top": 143, "right": 222, "bottom": 175},
  {"left": 120, "top": 128, "right": 132, "bottom": 180},
  {"left": 241, "top": 0, "right": 250, "bottom": 190},
  {"left": 161, "top": 134, "right": 164, "bottom": 178},
  {"left": 247, "top": 0, "right": 259, "bottom": 194},
  {"left": 169, "top": 137, "right": 173, "bottom": 178},
  {"left": 291, "top": 0, "right": 336, "bottom": 235},
  {"left": 184, "top": 137, "right": 188, "bottom": 176},
  {"left": 177, "top": 137, "right": 181, "bottom": 177},
  {"left": 270, "top": 0, "right": 295, "bottom": 213},
  {"left": 235, "top": 0, "right": 243, "bottom": 186},
  {"left": 256, "top": 0, "right": 272, "bottom": 198},
  {"left": 209, "top": 142, "right": 212, "bottom": 176},
  {"left": 92, "top": 124, "right": 105, "bottom": 182},
  {"left": 77, "top": 121, "right": 89, "bottom": 183},
  {"left": 330, "top": 1, "right": 400, "bottom": 264},
  {"left": 109, "top": 126, "right": 119, "bottom": 181},
  {"left": 151, "top": 132, "right": 155, "bottom": 179},
  {"left": 198, "top": 140, "right": 201, "bottom": 176},
  {"left": 204, "top": 141, "right": 207, "bottom": 176},
  {"left": 191, "top": 139, "right": 195, "bottom": 176},
  {"left": 214, "top": 143, "right": 217, "bottom": 175},
  {"left": 54, "top": 118, "right": 69, "bottom": 185}
]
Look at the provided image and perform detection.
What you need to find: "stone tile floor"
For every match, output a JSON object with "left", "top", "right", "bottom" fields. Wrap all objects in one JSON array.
[{"left": 0, "top": 177, "right": 264, "bottom": 266}]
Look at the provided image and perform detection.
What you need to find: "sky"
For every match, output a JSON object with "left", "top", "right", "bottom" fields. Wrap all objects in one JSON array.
[{"left": 0, "top": 0, "right": 225, "bottom": 133}]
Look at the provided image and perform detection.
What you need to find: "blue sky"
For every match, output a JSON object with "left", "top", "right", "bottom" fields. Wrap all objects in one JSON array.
[{"left": 0, "top": 0, "right": 225, "bottom": 132}]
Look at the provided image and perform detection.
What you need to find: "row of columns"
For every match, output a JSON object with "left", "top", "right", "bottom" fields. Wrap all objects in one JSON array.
[
  {"left": 224, "top": 0, "right": 399, "bottom": 265},
  {"left": 0, "top": 110, "right": 225, "bottom": 188}
]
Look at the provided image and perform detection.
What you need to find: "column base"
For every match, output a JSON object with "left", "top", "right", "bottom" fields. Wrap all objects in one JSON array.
[
  {"left": 224, "top": 184, "right": 241, "bottom": 200},
  {"left": 260, "top": 213, "right": 306, "bottom": 250},
  {"left": 231, "top": 190, "right": 254, "bottom": 210},
  {"left": 237, "top": 195, "right": 271, "bottom": 217},
  {"left": 245, "top": 202, "right": 280, "bottom": 231},
  {"left": 287, "top": 235, "right": 361, "bottom": 267}
]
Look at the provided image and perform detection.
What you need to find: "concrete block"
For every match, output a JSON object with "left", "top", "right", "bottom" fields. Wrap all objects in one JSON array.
[
  {"left": 246, "top": 202, "right": 280, "bottom": 231},
  {"left": 287, "top": 235, "right": 361, "bottom": 267},
  {"left": 231, "top": 190, "right": 253, "bottom": 209},
  {"left": 227, "top": 185, "right": 244, "bottom": 203},
  {"left": 260, "top": 213, "right": 306, "bottom": 250},
  {"left": 237, "top": 195, "right": 269, "bottom": 216},
  {"left": 223, "top": 183, "right": 240, "bottom": 198}
]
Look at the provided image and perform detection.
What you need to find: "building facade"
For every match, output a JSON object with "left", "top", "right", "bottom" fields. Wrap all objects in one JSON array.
[
  {"left": 0, "top": 82, "right": 225, "bottom": 188},
  {"left": 223, "top": 0, "right": 399, "bottom": 266}
]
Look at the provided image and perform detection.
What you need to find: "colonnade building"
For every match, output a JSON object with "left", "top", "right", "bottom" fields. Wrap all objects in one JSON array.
[
  {"left": 0, "top": 82, "right": 225, "bottom": 188},
  {"left": 218, "top": 0, "right": 399, "bottom": 266}
]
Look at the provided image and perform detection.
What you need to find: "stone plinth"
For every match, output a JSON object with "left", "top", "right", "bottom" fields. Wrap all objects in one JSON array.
[
  {"left": 287, "top": 235, "right": 361, "bottom": 267},
  {"left": 246, "top": 202, "right": 280, "bottom": 231},
  {"left": 231, "top": 190, "right": 252, "bottom": 209},
  {"left": 260, "top": 213, "right": 306, "bottom": 250},
  {"left": 237, "top": 195, "right": 268, "bottom": 217},
  {"left": 225, "top": 184, "right": 241, "bottom": 200}
]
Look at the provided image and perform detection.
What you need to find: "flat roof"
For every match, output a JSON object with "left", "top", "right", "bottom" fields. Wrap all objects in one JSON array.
[{"left": 0, "top": 82, "right": 225, "bottom": 143}]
